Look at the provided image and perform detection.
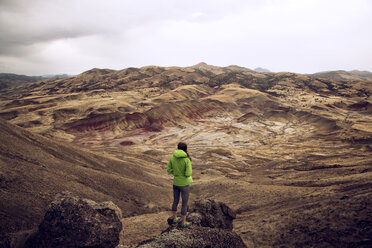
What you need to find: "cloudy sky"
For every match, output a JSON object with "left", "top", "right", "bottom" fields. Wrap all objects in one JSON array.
[{"left": 0, "top": 0, "right": 371, "bottom": 75}]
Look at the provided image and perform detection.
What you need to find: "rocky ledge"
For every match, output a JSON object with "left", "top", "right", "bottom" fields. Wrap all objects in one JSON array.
[
  {"left": 5, "top": 194, "right": 245, "bottom": 248},
  {"left": 126, "top": 199, "right": 247, "bottom": 248}
]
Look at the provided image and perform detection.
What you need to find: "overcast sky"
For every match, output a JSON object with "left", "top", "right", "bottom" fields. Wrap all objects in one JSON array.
[{"left": 0, "top": 0, "right": 371, "bottom": 75}]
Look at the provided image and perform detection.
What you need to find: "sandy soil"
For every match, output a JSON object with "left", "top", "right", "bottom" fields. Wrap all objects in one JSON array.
[{"left": 0, "top": 64, "right": 371, "bottom": 247}]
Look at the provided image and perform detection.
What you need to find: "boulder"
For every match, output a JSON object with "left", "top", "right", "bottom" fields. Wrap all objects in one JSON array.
[
  {"left": 187, "top": 199, "right": 236, "bottom": 230},
  {"left": 24, "top": 192, "right": 122, "bottom": 248}
]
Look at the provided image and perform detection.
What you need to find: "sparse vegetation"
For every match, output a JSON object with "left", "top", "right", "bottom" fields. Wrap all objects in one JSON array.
[{"left": 0, "top": 64, "right": 371, "bottom": 247}]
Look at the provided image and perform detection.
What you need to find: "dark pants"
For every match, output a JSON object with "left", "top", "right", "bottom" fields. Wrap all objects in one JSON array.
[{"left": 172, "top": 184, "right": 190, "bottom": 216}]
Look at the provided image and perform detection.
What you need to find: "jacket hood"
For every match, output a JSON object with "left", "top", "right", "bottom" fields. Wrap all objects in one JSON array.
[{"left": 173, "top": 149, "right": 188, "bottom": 158}]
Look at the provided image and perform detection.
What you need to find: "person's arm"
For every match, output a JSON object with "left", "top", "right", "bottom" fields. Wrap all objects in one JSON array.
[
  {"left": 167, "top": 158, "right": 173, "bottom": 174},
  {"left": 185, "top": 158, "right": 192, "bottom": 177}
]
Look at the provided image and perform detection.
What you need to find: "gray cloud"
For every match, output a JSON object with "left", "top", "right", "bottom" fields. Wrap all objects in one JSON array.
[
  {"left": 0, "top": 0, "right": 244, "bottom": 54},
  {"left": 0, "top": 0, "right": 371, "bottom": 75},
  {"left": 0, "top": 0, "right": 110, "bottom": 55}
]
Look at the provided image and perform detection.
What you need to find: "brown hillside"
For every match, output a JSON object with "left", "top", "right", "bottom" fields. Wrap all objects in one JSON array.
[
  {"left": 0, "top": 119, "right": 170, "bottom": 235},
  {"left": 0, "top": 63, "right": 372, "bottom": 246},
  {"left": 311, "top": 70, "right": 372, "bottom": 81}
]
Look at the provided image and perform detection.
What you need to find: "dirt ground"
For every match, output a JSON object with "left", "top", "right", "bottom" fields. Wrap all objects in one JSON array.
[{"left": 1, "top": 65, "right": 371, "bottom": 247}]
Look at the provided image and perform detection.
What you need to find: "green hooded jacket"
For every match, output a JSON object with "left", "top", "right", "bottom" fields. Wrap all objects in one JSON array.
[{"left": 167, "top": 149, "right": 193, "bottom": 186}]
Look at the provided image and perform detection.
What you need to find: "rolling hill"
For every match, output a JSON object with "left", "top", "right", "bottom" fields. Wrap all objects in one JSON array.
[
  {"left": 0, "top": 118, "right": 170, "bottom": 236},
  {"left": 0, "top": 63, "right": 371, "bottom": 246}
]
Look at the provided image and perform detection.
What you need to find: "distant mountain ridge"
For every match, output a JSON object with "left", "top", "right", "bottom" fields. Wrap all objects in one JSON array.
[
  {"left": 0, "top": 73, "right": 71, "bottom": 89},
  {"left": 0, "top": 73, "right": 42, "bottom": 89},
  {"left": 2, "top": 63, "right": 370, "bottom": 97},
  {"left": 310, "top": 70, "right": 372, "bottom": 81},
  {"left": 254, "top": 67, "right": 271, "bottom": 73},
  {"left": 2, "top": 65, "right": 371, "bottom": 91}
]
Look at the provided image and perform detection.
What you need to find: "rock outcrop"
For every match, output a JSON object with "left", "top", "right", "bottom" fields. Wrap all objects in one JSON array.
[
  {"left": 138, "top": 199, "right": 246, "bottom": 248},
  {"left": 187, "top": 199, "right": 236, "bottom": 230},
  {"left": 24, "top": 192, "right": 123, "bottom": 248}
]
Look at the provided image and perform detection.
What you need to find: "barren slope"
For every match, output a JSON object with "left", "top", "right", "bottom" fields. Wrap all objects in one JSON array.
[
  {"left": 0, "top": 119, "right": 170, "bottom": 236},
  {"left": 0, "top": 64, "right": 372, "bottom": 247}
]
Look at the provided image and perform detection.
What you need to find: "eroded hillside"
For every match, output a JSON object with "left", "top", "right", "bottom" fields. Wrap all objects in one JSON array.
[{"left": 0, "top": 63, "right": 371, "bottom": 247}]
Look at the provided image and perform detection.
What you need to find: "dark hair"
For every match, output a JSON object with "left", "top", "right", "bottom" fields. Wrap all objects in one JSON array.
[
  {"left": 177, "top": 142, "right": 191, "bottom": 161},
  {"left": 177, "top": 142, "right": 187, "bottom": 151}
]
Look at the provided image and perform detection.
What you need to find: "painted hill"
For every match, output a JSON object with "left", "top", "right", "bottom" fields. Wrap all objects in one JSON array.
[
  {"left": 0, "top": 63, "right": 372, "bottom": 247},
  {"left": 0, "top": 118, "right": 170, "bottom": 236}
]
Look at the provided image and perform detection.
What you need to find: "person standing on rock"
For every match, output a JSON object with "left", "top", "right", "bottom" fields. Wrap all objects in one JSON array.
[{"left": 167, "top": 142, "right": 193, "bottom": 228}]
